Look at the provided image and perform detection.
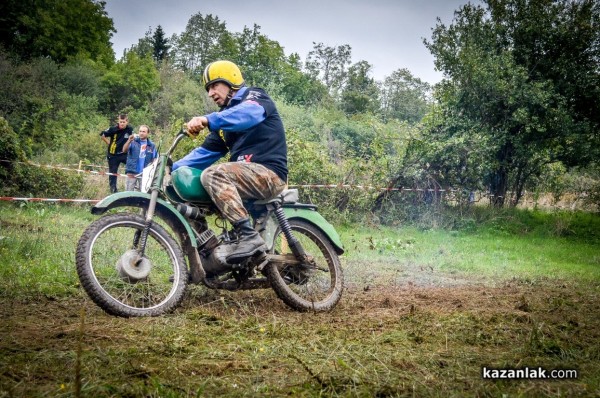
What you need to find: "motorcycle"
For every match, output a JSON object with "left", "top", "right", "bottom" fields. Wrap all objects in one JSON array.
[{"left": 75, "top": 128, "right": 344, "bottom": 317}]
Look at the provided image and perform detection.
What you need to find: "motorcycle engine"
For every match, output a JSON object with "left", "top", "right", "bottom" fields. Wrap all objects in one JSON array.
[
  {"left": 196, "top": 229, "right": 235, "bottom": 276},
  {"left": 201, "top": 244, "right": 237, "bottom": 276}
]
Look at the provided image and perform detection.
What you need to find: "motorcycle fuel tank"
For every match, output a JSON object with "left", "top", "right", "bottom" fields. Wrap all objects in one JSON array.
[{"left": 171, "top": 166, "right": 212, "bottom": 203}]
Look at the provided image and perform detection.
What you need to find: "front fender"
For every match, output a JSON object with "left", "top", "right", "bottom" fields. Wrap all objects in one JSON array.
[
  {"left": 283, "top": 207, "right": 344, "bottom": 255},
  {"left": 91, "top": 192, "right": 197, "bottom": 248}
]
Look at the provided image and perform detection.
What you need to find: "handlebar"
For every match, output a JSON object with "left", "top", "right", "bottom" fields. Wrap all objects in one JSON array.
[
  {"left": 177, "top": 126, "right": 189, "bottom": 137},
  {"left": 163, "top": 127, "right": 190, "bottom": 157}
]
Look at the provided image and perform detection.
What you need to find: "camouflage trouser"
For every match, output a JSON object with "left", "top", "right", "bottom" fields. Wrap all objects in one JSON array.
[{"left": 201, "top": 162, "right": 287, "bottom": 223}]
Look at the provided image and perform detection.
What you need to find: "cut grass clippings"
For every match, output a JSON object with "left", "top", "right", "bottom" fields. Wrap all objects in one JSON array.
[
  {"left": 1, "top": 282, "right": 598, "bottom": 397},
  {"left": 0, "top": 203, "right": 599, "bottom": 397}
]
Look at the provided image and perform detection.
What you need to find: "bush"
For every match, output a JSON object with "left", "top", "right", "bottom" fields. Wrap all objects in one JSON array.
[
  {"left": 0, "top": 117, "right": 84, "bottom": 198},
  {"left": 277, "top": 103, "right": 415, "bottom": 224}
]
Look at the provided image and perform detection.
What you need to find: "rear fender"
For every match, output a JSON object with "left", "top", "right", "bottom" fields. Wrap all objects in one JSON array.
[
  {"left": 91, "top": 192, "right": 197, "bottom": 248},
  {"left": 282, "top": 206, "right": 344, "bottom": 255}
]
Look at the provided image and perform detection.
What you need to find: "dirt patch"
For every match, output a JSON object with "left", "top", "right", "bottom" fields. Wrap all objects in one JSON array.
[
  {"left": 1, "top": 279, "right": 599, "bottom": 397},
  {"left": 343, "top": 256, "right": 487, "bottom": 291}
]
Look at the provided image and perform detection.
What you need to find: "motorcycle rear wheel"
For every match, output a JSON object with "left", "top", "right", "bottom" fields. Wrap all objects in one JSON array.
[
  {"left": 75, "top": 213, "right": 188, "bottom": 317},
  {"left": 264, "top": 219, "right": 343, "bottom": 312}
]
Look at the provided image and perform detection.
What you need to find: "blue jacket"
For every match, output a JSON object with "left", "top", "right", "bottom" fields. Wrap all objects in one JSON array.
[
  {"left": 172, "top": 86, "right": 288, "bottom": 182},
  {"left": 126, "top": 138, "right": 157, "bottom": 174}
]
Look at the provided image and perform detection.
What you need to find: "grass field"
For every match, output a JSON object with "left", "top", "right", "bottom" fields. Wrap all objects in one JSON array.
[{"left": 0, "top": 203, "right": 599, "bottom": 397}]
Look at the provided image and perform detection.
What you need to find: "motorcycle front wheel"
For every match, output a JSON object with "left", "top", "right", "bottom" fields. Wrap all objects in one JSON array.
[
  {"left": 264, "top": 219, "right": 344, "bottom": 312},
  {"left": 75, "top": 213, "right": 188, "bottom": 317}
]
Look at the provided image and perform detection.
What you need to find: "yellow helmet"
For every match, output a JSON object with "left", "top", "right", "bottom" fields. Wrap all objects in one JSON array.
[{"left": 202, "top": 60, "right": 245, "bottom": 92}]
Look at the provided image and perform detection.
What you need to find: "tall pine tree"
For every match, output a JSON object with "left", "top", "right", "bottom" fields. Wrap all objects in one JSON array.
[{"left": 152, "top": 25, "right": 170, "bottom": 62}]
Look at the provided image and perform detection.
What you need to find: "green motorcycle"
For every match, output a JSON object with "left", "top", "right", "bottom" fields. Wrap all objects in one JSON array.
[{"left": 75, "top": 129, "right": 344, "bottom": 317}]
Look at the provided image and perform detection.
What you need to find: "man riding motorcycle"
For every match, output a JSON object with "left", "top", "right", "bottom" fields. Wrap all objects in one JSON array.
[{"left": 172, "top": 60, "right": 288, "bottom": 264}]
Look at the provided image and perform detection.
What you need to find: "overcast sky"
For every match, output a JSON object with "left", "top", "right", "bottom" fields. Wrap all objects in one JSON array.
[{"left": 103, "top": 0, "right": 470, "bottom": 84}]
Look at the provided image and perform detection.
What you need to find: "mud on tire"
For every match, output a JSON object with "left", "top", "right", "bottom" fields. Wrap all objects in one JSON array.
[{"left": 264, "top": 219, "right": 343, "bottom": 312}]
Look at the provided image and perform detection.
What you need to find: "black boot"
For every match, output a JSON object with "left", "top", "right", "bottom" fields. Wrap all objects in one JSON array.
[{"left": 225, "top": 218, "right": 266, "bottom": 264}]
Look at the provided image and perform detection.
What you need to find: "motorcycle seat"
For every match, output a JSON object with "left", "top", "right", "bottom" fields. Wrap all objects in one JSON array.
[{"left": 254, "top": 189, "right": 299, "bottom": 205}]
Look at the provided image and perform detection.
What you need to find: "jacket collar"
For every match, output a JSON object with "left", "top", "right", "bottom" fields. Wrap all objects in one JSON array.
[
  {"left": 228, "top": 86, "right": 248, "bottom": 107},
  {"left": 134, "top": 137, "right": 153, "bottom": 146}
]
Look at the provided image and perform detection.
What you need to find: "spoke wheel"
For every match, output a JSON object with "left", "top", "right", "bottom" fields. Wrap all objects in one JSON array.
[
  {"left": 76, "top": 213, "right": 188, "bottom": 317},
  {"left": 265, "top": 219, "right": 343, "bottom": 312}
]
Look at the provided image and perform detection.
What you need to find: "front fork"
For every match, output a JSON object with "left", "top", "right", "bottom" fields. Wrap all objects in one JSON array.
[
  {"left": 131, "top": 207, "right": 147, "bottom": 249},
  {"left": 134, "top": 136, "right": 181, "bottom": 258},
  {"left": 135, "top": 190, "right": 159, "bottom": 259}
]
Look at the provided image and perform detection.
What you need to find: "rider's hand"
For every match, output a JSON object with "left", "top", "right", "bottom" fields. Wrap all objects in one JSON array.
[{"left": 186, "top": 116, "right": 208, "bottom": 136}]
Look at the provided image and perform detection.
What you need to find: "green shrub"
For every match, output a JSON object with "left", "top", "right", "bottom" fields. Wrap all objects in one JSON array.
[{"left": 0, "top": 116, "right": 84, "bottom": 198}]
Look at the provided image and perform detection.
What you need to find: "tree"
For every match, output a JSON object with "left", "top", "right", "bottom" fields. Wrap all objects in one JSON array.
[
  {"left": 172, "top": 13, "right": 228, "bottom": 75},
  {"left": 132, "top": 25, "right": 170, "bottom": 63},
  {"left": 424, "top": 0, "right": 600, "bottom": 206},
  {"left": 276, "top": 54, "right": 329, "bottom": 105},
  {"left": 149, "top": 63, "right": 213, "bottom": 130},
  {"left": 152, "top": 25, "right": 170, "bottom": 62},
  {"left": 340, "top": 61, "right": 380, "bottom": 115},
  {"left": 58, "top": 59, "right": 107, "bottom": 100},
  {"left": 0, "top": 0, "right": 115, "bottom": 67},
  {"left": 232, "top": 24, "right": 287, "bottom": 86},
  {"left": 129, "top": 27, "right": 154, "bottom": 60},
  {"left": 305, "top": 42, "right": 352, "bottom": 98},
  {"left": 101, "top": 51, "right": 160, "bottom": 112},
  {"left": 380, "top": 68, "right": 431, "bottom": 123}
]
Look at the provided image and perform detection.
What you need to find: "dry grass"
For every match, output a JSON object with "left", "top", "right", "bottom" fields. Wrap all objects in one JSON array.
[{"left": 1, "top": 279, "right": 598, "bottom": 397}]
